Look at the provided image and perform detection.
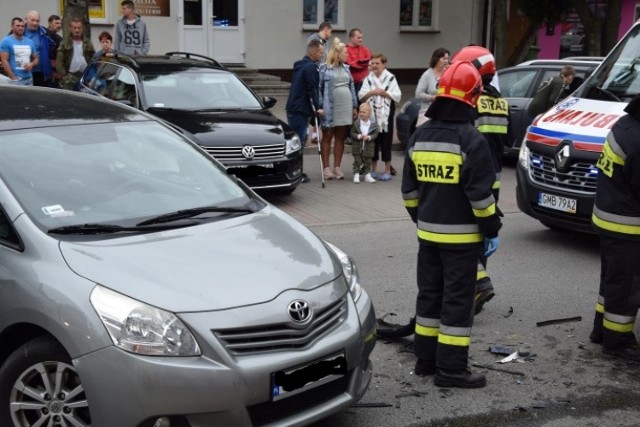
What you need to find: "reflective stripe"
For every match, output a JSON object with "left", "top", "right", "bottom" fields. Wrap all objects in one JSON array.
[
  {"left": 604, "top": 311, "right": 636, "bottom": 333},
  {"left": 403, "top": 190, "right": 420, "bottom": 200},
  {"left": 472, "top": 203, "right": 496, "bottom": 218},
  {"left": 414, "top": 142, "right": 461, "bottom": 155},
  {"left": 418, "top": 221, "right": 480, "bottom": 234},
  {"left": 404, "top": 199, "right": 419, "bottom": 208},
  {"left": 603, "top": 318, "right": 635, "bottom": 333},
  {"left": 416, "top": 317, "right": 440, "bottom": 337},
  {"left": 477, "top": 124, "right": 508, "bottom": 134},
  {"left": 592, "top": 206, "right": 640, "bottom": 235},
  {"left": 438, "top": 325, "right": 471, "bottom": 347},
  {"left": 495, "top": 172, "right": 502, "bottom": 181},
  {"left": 470, "top": 195, "right": 495, "bottom": 210},
  {"left": 606, "top": 132, "right": 627, "bottom": 161},
  {"left": 476, "top": 116, "right": 509, "bottom": 126},
  {"left": 438, "top": 86, "right": 467, "bottom": 100},
  {"left": 492, "top": 180, "right": 501, "bottom": 190},
  {"left": 597, "top": 295, "right": 605, "bottom": 305},
  {"left": 477, "top": 262, "right": 488, "bottom": 280},
  {"left": 416, "top": 324, "right": 439, "bottom": 337},
  {"left": 473, "top": 53, "right": 495, "bottom": 68},
  {"left": 418, "top": 230, "right": 483, "bottom": 243},
  {"left": 595, "top": 302, "right": 604, "bottom": 314}
]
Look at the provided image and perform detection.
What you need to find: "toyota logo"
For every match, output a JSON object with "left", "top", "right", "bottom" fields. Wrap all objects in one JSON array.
[
  {"left": 241, "top": 145, "right": 255, "bottom": 159},
  {"left": 287, "top": 300, "right": 312, "bottom": 323}
]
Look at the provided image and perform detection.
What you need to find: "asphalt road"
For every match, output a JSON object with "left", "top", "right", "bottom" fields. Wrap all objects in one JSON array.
[{"left": 268, "top": 154, "right": 640, "bottom": 427}]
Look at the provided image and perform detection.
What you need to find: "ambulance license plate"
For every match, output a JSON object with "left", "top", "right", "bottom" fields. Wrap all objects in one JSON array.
[{"left": 538, "top": 192, "right": 577, "bottom": 214}]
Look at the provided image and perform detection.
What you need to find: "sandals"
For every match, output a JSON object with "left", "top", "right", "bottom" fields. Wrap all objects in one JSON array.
[{"left": 378, "top": 173, "right": 392, "bottom": 182}]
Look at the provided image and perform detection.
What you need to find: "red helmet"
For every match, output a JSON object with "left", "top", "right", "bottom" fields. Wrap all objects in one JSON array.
[
  {"left": 451, "top": 46, "right": 496, "bottom": 78},
  {"left": 436, "top": 61, "right": 483, "bottom": 106}
]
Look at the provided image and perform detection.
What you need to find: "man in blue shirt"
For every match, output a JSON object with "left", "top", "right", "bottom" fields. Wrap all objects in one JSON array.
[
  {"left": 24, "top": 10, "right": 52, "bottom": 87},
  {"left": 0, "top": 17, "right": 38, "bottom": 86}
]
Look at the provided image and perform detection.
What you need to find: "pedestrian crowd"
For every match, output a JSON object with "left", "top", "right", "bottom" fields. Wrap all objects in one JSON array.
[{"left": 0, "top": 1, "right": 149, "bottom": 89}]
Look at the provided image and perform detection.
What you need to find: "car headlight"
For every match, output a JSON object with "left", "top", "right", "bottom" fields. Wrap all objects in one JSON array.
[
  {"left": 326, "top": 242, "right": 362, "bottom": 302},
  {"left": 90, "top": 285, "right": 201, "bottom": 356},
  {"left": 285, "top": 134, "right": 301, "bottom": 155},
  {"left": 518, "top": 140, "right": 530, "bottom": 170}
]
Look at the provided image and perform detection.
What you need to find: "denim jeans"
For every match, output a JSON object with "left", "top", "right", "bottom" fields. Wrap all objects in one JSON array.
[
  {"left": 9, "top": 76, "right": 33, "bottom": 86},
  {"left": 287, "top": 112, "right": 310, "bottom": 148}
]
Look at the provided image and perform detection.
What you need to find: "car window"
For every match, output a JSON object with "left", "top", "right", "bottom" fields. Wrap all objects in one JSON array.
[
  {"left": 111, "top": 68, "right": 138, "bottom": 106},
  {"left": 141, "top": 70, "right": 262, "bottom": 110},
  {"left": 82, "top": 62, "right": 102, "bottom": 89},
  {"left": 499, "top": 69, "right": 537, "bottom": 98},
  {"left": 0, "top": 122, "right": 250, "bottom": 232},
  {"left": 92, "top": 62, "right": 121, "bottom": 97},
  {"left": 0, "top": 206, "right": 19, "bottom": 246}
]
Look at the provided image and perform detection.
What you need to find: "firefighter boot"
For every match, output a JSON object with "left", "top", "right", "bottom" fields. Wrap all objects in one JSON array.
[
  {"left": 474, "top": 280, "right": 495, "bottom": 315},
  {"left": 414, "top": 359, "right": 436, "bottom": 376},
  {"left": 434, "top": 368, "right": 486, "bottom": 388},
  {"left": 589, "top": 311, "right": 603, "bottom": 344}
]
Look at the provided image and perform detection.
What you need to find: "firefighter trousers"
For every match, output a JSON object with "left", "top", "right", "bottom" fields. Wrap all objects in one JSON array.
[
  {"left": 592, "top": 235, "right": 640, "bottom": 348},
  {"left": 414, "top": 242, "right": 479, "bottom": 371}
]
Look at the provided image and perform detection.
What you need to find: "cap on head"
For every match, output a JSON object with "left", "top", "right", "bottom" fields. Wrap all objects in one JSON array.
[
  {"left": 451, "top": 46, "right": 496, "bottom": 78},
  {"left": 436, "top": 61, "right": 483, "bottom": 107}
]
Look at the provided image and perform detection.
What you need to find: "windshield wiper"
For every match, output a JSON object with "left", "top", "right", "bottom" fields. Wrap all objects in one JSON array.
[
  {"left": 48, "top": 223, "right": 191, "bottom": 235},
  {"left": 136, "top": 205, "right": 256, "bottom": 226}
]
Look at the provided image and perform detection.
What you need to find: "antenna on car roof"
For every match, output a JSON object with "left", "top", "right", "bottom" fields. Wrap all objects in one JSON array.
[{"left": 164, "top": 52, "right": 227, "bottom": 70}]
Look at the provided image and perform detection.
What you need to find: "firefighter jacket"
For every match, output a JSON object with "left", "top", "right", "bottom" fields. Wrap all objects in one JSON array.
[
  {"left": 475, "top": 84, "right": 512, "bottom": 194},
  {"left": 592, "top": 106, "right": 640, "bottom": 241},
  {"left": 402, "top": 112, "right": 502, "bottom": 247}
]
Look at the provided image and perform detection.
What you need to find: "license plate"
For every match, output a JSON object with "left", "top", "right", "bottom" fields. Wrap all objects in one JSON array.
[
  {"left": 538, "top": 192, "right": 577, "bottom": 214},
  {"left": 271, "top": 352, "right": 346, "bottom": 401}
]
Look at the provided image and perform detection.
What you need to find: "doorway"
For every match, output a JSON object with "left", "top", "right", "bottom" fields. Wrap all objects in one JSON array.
[{"left": 179, "top": 0, "right": 245, "bottom": 64}]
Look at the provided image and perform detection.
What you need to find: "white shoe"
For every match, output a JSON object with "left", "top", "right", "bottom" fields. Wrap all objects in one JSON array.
[
  {"left": 353, "top": 173, "right": 360, "bottom": 183},
  {"left": 364, "top": 173, "right": 376, "bottom": 183}
]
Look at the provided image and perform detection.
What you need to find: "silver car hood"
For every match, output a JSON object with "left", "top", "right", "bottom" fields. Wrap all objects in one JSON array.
[{"left": 60, "top": 208, "right": 342, "bottom": 312}]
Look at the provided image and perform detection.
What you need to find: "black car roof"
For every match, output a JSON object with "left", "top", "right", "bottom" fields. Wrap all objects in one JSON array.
[
  {"left": 95, "top": 51, "right": 228, "bottom": 74},
  {"left": 0, "top": 86, "right": 151, "bottom": 131}
]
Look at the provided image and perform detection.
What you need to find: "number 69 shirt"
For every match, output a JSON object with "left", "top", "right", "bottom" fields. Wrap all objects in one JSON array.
[
  {"left": 401, "top": 119, "right": 502, "bottom": 247},
  {"left": 114, "top": 15, "right": 150, "bottom": 55}
]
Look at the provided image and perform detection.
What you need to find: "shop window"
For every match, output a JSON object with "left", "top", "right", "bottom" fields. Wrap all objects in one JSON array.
[
  {"left": 400, "top": 0, "right": 439, "bottom": 31},
  {"left": 303, "top": 0, "right": 343, "bottom": 29}
]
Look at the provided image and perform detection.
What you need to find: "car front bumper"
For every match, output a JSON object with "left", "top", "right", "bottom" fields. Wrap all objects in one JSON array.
[{"left": 75, "top": 286, "right": 375, "bottom": 427}]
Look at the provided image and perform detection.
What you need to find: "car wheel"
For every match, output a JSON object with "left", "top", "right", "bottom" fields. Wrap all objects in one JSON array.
[{"left": 0, "top": 336, "right": 92, "bottom": 427}]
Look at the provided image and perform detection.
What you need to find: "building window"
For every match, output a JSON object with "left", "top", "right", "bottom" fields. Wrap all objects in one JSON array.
[
  {"left": 400, "top": 0, "right": 439, "bottom": 31},
  {"left": 303, "top": 0, "right": 343, "bottom": 29}
]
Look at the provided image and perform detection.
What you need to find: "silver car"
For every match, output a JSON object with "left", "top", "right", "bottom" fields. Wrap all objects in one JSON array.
[{"left": 0, "top": 86, "right": 376, "bottom": 427}]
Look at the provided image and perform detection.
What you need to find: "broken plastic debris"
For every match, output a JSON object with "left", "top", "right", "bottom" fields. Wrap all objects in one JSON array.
[
  {"left": 498, "top": 351, "right": 520, "bottom": 363},
  {"left": 536, "top": 316, "right": 582, "bottom": 327},
  {"left": 489, "top": 345, "right": 515, "bottom": 355}
]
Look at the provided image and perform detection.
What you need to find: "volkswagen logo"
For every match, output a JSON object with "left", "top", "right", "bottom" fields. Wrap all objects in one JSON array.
[
  {"left": 554, "top": 141, "right": 572, "bottom": 170},
  {"left": 287, "top": 300, "right": 312, "bottom": 324},
  {"left": 241, "top": 145, "right": 255, "bottom": 159}
]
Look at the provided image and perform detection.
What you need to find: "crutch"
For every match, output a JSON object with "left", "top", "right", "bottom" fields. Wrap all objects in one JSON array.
[{"left": 310, "top": 97, "right": 325, "bottom": 188}]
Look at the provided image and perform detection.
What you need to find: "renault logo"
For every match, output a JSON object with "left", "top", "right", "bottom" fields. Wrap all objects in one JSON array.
[
  {"left": 554, "top": 142, "right": 571, "bottom": 170},
  {"left": 287, "top": 300, "right": 312, "bottom": 323},
  {"left": 241, "top": 145, "right": 255, "bottom": 159}
]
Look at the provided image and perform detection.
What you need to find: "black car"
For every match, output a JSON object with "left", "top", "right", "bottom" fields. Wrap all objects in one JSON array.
[
  {"left": 79, "top": 52, "right": 303, "bottom": 194},
  {"left": 395, "top": 58, "right": 602, "bottom": 156}
]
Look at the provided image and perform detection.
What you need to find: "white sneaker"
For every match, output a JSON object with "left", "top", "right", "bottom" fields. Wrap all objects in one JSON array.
[
  {"left": 364, "top": 173, "right": 376, "bottom": 183},
  {"left": 353, "top": 173, "right": 360, "bottom": 183}
]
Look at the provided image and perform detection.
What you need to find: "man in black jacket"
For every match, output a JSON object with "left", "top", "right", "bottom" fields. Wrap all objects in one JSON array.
[
  {"left": 286, "top": 39, "right": 324, "bottom": 183},
  {"left": 402, "top": 61, "right": 502, "bottom": 388}
]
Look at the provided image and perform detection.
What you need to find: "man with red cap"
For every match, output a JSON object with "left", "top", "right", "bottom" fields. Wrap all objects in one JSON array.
[{"left": 402, "top": 61, "right": 502, "bottom": 387}]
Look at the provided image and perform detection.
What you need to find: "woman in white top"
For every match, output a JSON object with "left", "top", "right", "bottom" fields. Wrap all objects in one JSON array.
[{"left": 414, "top": 47, "right": 450, "bottom": 126}]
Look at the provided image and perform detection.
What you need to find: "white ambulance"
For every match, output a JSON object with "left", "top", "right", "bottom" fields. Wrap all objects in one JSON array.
[{"left": 515, "top": 21, "right": 640, "bottom": 232}]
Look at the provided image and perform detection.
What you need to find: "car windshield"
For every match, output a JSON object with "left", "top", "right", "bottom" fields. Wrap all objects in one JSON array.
[
  {"left": 141, "top": 69, "right": 263, "bottom": 110},
  {"left": 0, "top": 121, "right": 254, "bottom": 232},
  {"left": 582, "top": 25, "right": 640, "bottom": 101}
]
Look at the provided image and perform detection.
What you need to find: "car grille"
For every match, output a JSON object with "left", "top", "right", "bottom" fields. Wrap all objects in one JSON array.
[
  {"left": 214, "top": 297, "right": 348, "bottom": 355},
  {"left": 201, "top": 143, "right": 285, "bottom": 162},
  {"left": 528, "top": 151, "right": 598, "bottom": 195}
]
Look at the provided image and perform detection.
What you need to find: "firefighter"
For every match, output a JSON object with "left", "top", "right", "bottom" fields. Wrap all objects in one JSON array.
[
  {"left": 451, "top": 45, "right": 512, "bottom": 314},
  {"left": 589, "top": 94, "right": 640, "bottom": 361},
  {"left": 402, "top": 61, "right": 502, "bottom": 387}
]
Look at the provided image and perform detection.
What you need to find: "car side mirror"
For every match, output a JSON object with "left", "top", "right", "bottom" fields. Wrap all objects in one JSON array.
[{"left": 262, "top": 96, "right": 277, "bottom": 109}]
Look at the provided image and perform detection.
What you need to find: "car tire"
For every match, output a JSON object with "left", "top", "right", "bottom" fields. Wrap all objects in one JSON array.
[{"left": 0, "top": 336, "right": 92, "bottom": 427}]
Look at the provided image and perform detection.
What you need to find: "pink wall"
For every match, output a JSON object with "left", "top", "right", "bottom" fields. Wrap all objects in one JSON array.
[{"left": 535, "top": 0, "right": 637, "bottom": 60}]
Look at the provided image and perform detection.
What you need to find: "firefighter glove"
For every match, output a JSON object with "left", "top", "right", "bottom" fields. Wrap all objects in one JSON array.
[{"left": 484, "top": 237, "right": 499, "bottom": 257}]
